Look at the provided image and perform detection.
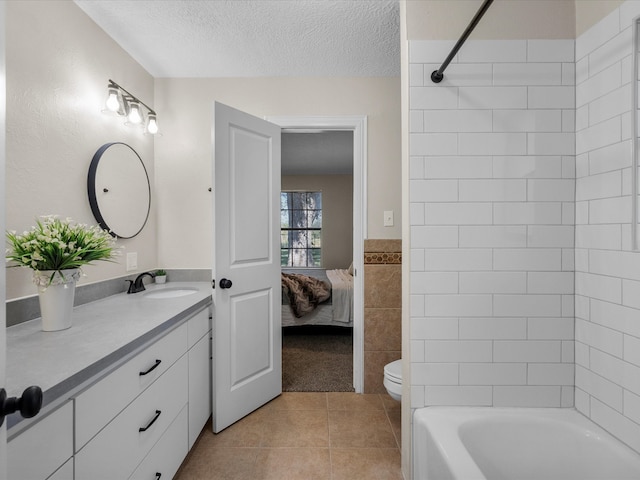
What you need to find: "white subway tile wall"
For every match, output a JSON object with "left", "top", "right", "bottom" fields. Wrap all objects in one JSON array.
[
  {"left": 409, "top": 2, "right": 640, "bottom": 453},
  {"left": 573, "top": 4, "right": 640, "bottom": 452},
  {"left": 409, "top": 1, "right": 640, "bottom": 455},
  {"left": 409, "top": 37, "right": 576, "bottom": 410}
]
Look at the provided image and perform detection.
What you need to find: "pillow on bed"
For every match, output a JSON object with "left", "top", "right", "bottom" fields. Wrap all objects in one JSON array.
[{"left": 347, "top": 262, "right": 354, "bottom": 275}]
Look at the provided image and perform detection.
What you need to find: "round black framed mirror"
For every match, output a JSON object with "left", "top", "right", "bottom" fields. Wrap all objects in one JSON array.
[{"left": 87, "top": 142, "right": 151, "bottom": 239}]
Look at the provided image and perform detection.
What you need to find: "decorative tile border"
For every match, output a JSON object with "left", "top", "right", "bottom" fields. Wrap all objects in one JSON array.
[
  {"left": 364, "top": 239, "right": 401, "bottom": 264},
  {"left": 364, "top": 252, "right": 402, "bottom": 265}
]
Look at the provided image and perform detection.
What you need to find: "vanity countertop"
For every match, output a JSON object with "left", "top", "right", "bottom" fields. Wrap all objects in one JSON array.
[{"left": 6, "top": 281, "right": 212, "bottom": 433}]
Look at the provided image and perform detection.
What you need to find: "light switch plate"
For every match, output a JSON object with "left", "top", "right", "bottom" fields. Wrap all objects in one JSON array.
[
  {"left": 126, "top": 252, "right": 138, "bottom": 271},
  {"left": 384, "top": 210, "right": 394, "bottom": 227}
]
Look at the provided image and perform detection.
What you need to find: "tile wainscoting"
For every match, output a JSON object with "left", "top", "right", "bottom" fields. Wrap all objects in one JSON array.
[{"left": 364, "top": 239, "right": 402, "bottom": 394}]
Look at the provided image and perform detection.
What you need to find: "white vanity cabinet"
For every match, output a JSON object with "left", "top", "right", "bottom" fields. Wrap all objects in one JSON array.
[
  {"left": 74, "top": 306, "right": 212, "bottom": 480},
  {"left": 7, "top": 298, "right": 213, "bottom": 480},
  {"left": 7, "top": 401, "right": 73, "bottom": 480}
]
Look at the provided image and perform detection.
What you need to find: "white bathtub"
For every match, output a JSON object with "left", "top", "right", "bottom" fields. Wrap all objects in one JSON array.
[{"left": 413, "top": 407, "right": 640, "bottom": 480}]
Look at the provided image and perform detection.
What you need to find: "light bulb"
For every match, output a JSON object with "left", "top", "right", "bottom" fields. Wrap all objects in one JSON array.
[
  {"left": 105, "top": 87, "right": 120, "bottom": 112},
  {"left": 127, "top": 101, "right": 143, "bottom": 124},
  {"left": 146, "top": 114, "right": 159, "bottom": 135}
]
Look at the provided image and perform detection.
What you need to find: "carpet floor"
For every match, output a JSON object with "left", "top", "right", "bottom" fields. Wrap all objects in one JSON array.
[{"left": 282, "top": 326, "right": 355, "bottom": 392}]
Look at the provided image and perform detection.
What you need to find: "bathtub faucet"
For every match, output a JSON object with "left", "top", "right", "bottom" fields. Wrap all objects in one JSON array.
[{"left": 127, "top": 272, "right": 156, "bottom": 294}]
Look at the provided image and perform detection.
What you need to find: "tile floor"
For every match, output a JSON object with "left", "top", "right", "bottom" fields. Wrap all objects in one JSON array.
[{"left": 175, "top": 392, "right": 402, "bottom": 479}]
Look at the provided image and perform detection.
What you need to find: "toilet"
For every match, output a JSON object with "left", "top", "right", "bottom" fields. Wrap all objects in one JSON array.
[{"left": 383, "top": 359, "right": 402, "bottom": 402}]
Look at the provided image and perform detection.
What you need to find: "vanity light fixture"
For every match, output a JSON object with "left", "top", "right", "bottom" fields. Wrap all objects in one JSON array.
[
  {"left": 146, "top": 113, "right": 159, "bottom": 135},
  {"left": 103, "top": 79, "right": 159, "bottom": 135},
  {"left": 104, "top": 86, "right": 122, "bottom": 113},
  {"left": 126, "top": 101, "right": 143, "bottom": 125}
]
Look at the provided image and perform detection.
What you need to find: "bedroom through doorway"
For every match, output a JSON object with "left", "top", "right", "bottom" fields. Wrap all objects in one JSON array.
[{"left": 280, "top": 129, "right": 355, "bottom": 392}]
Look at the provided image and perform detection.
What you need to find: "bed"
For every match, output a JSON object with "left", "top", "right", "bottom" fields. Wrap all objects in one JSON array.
[{"left": 281, "top": 268, "right": 353, "bottom": 327}]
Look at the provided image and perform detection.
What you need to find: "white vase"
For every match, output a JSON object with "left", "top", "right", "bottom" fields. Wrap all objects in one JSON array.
[
  {"left": 155, "top": 275, "right": 166, "bottom": 284},
  {"left": 35, "top": 269, "right": 80, "bottom": 332}
]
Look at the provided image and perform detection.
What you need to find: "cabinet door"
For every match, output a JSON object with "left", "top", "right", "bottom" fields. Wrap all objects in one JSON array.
[
  {"left": 8, "top": 402, "right": 73, "bottom": 480},
  {"left": 129, "top": 406, "right": 188, "bottom": 480},
  {"left": 188, "top": 331, "right": 212, "bottom": 448}
]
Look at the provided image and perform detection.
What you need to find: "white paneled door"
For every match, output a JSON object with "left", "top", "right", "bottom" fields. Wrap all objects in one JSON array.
[{"left": 212, "top": 102, "right": 282, "bottom": 432}]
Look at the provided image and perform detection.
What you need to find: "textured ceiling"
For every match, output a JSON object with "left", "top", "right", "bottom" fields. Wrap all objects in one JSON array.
[
  {"left": 75, "top": 0, "right": 400, "bottom": 78},
  {"left": 282, "top": 131, "right": 353, "bottom": 175}
]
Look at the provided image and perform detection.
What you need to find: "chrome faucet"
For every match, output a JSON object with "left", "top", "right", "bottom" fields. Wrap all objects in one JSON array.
[{"left": 127, "top": 272, "right": 156, "bottom": 294}]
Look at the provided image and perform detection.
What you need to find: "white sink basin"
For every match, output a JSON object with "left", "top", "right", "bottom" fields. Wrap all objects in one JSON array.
[{"left": 143, "top": 287, "right": 198, "bottom": 299}]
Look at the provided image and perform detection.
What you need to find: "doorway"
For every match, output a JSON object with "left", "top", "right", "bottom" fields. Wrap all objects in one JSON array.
[
  {"left": 280, "top": 130, "right": 354, "bottom": 392},
  {"left": 267, "top": 115, "right": 367, "bottom": 393}
]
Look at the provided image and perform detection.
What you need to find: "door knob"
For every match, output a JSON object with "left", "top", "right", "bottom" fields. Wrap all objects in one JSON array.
[
  {"left": 219, "top": 278, "right": 232, "bottom": 289},
  {"left": 0, "top": 386, "right": 43, "bottom": 427}
]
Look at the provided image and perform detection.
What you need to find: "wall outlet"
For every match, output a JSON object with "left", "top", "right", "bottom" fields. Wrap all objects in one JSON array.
[
  {"left": 384, "top": 210, "right": 394, "bottom": 227},
  {"left": 126, "top": 252, "right": 138, "bottom": 272}
]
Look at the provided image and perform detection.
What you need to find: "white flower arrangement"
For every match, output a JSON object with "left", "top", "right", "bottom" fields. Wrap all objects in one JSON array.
[{"left": 6, "top": 215, "right": 119, "bottom": 285}]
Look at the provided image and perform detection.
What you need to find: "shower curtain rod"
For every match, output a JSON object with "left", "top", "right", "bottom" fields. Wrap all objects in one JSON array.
[{"left": 431, "top": 0, "right": 494, "bottom": 83}]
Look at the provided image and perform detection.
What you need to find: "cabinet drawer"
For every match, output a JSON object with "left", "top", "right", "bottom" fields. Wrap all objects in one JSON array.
[
  {"left": 75, "top": 322, "right": 188, "bottom": 449},
  {"left": 187, "top": 307, "right": 211, "bottom": 349},
  {"left": 129, "top": 405, "right": 188, "bottom": 480},
  {"left": 8, "top": 402, "right": 73, "bottom": 480},
  {"left": 75, "top": 355, "right": 188, "bottom": 480}
]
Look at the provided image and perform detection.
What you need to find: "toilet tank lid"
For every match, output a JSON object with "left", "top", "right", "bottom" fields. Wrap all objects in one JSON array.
[{"left": 384, "top": 359, "right": 402, "bottom": 380}]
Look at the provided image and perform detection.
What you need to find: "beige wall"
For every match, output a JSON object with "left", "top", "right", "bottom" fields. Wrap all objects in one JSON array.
[
  {"left": 154, "top": 77, "right": 401, "bottom": 269},
  {"left": 576, "top": 0, "right": 624, "bottom": 36},
  {"left": 281, "top": 175, "right": 353, "bottom": 270},
  {"left": 6, "top": 1, "right": 157, "bottom": 300},
  {"left": 405, "top": 0, "right": 629, "bottom": 41},
  {"left": 407, "top": 0, "right": 575, "bottom": 40}
]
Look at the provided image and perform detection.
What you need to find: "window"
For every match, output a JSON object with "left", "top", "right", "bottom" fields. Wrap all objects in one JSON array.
[{"left": 280, "top": 191, "right": 322, "bottom": 267}]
